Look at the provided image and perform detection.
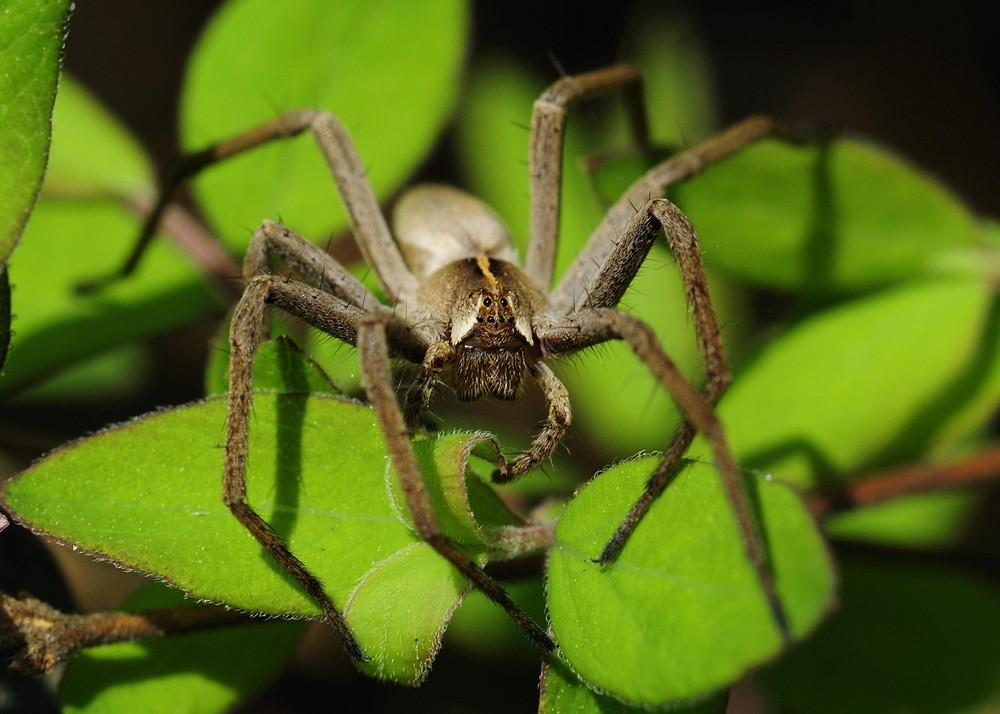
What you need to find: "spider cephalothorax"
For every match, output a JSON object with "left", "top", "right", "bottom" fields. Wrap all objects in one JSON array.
[
  {"left": 421, "top": 254, "right": 543, "bottom": 400},
  {"left": 111, "top": 64, "right": 787, "bottom": 662}
]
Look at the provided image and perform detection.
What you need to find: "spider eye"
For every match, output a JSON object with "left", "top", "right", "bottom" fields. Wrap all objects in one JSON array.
[
  {"left": 487, "top": 316, "right": 495, "bottom": 324},
  {"left": 482, "top": 297, "right": 492, "bottom": 307},
  {"left": 500, "top": 297, "right": 509, "bottom": 307}
]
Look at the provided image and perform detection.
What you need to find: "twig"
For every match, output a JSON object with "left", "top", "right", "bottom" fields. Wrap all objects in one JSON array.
[
  {"left": 807, "top": 443, "right": 1000, "bottom": 520},
  {"left": 124, "top": 195, "right": 244, "bottom": 302},
  {"left": 1, "top": 591, "right": 255, "bottom": 675}
]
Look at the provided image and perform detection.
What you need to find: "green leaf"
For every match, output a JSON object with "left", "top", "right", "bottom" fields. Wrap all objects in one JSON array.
[
  {"left": 690, "top": 277, "right": 998, "bottom": 490},
  {"left": 0, "top": 265, "right": 9, "bottom": 371},
  {"left": 0, "top": 200, "right": 213, "bottom": 395},
  {"left": 0, "top": 72, "right": 214, "bottom": 396},
  {"left": 547, "top": 457, "right": 835, "bottom": 705},
  {"left": 60, "top": 584, "right": 305, "bottom": 714},
  {"left": 43, "top": 76, "right": 154, "bottom": 197},
  {"left": 757, "top": 554, "right": 1000, "bottom": 714},
  {"left": 2, "top": 355, "right": 521, "bottom": 684},
  {"left": 823, "top": 490, "right": 982, "bottom": 550},
  {"left": 181, "top": 0, "right": 469, "bottom": 253},
  {"left": 673, "top": 138, "right": 985, "bottom": 292},
  {"left": 540, "top": 657, "right": 729, "bottom": 714},
  {"left": 621, "top": 4, "right": 717, "bottom": 144},
  {"left": 248, "top": 335, "right": 339, "bottom": 395},
  {"left": 0, "top": 0, "right": 70, "bottom": 264}
]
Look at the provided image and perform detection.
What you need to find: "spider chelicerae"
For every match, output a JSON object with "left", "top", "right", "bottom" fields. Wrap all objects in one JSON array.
[{"left": 97, "top": 64, "right": 788, "bottom": 660}]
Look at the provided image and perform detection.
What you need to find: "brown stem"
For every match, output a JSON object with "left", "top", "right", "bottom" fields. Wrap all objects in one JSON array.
[
  {"left": 1, "top": 592, "right": 254, "bottom": 675},
  {"left": 807, "top": 444, "right": 1000, "bottom": 520},
  {"left": 123, "top": 195, "right": 244, "bottom": 302}
]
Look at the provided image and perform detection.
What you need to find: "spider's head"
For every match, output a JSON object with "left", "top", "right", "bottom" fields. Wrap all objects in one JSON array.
[{"left": 439, "top": 256, "right": 541, "bottom": 401}]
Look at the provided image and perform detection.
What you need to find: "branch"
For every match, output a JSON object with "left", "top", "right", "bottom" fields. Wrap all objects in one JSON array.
[
  {"left": 806, "top": 443, "right": 1000, "bottom": 520},
  {"left": 124, "top": 195, "right": 244, "bottom": 302},
  {"left": 1, "top": 591, "right": 255, "bottom": 675}
]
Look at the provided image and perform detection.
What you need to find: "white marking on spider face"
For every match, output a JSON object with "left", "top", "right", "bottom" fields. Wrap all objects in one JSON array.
[{"left": 451, "top": 306, "right": 480, "bottom": 345}]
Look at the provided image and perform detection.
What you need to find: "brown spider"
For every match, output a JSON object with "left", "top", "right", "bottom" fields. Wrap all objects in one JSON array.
[{"left": 101, "top": 64, "right": 786, "bottom": 660}]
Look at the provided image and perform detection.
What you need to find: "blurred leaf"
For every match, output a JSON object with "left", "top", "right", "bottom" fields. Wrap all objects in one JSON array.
[
  {"left": 0, "top": 266, "right": 9, "bottom": 371},
  {"left": 689, "top": 277, "right": 998, "bottom": 491},
  {"left": 0, "top": 200, "right": 213, "bottom": 394},
  {"left": 0, "top": 0, "right": 70, "bottom": 263},
  {"left": 60, "top": 584, "right": 305, "bottom": 714},
  {"left": 757, "top": 554, "right": 1000, "bottom": 714},
  {"left": 547, "top": 457, "right": 835, "bottom": 705},
  {"left": 43, "top": 76, "right": 154, "bottom": 197},
  {"left": 6, "top": 343, "right": 151, "bottom": 404},
  {"left": 0, "top": 72, "right": 214, "bottom": 396},
  {"left": 674, "top": 138, "right": 985, "bottom": 292},
  {"left": 182, "top": 0, "right": 469, "bottom": 253},
  {"left": 446, "top": 580, "right": 543, "bottom": 661},
  {"left": 824, "top": 491, "right": 982, "bottom": 550},
  {"left": 621, "top": 2, "right": 717, "bottom": 143}
]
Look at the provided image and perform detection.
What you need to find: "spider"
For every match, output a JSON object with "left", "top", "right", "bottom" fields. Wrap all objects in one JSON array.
[{"left": 97, "top": 64, "right": 787, "bottom": 660}]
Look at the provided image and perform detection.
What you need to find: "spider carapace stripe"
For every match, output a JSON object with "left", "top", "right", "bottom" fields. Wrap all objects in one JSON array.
[{"left": 473, "top": 255, "right": 500, "bottom": 288}]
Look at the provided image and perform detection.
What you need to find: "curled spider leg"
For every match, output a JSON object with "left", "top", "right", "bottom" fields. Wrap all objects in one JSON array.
[
  {"left": 357, "top": 316, "right": 555, "bottom": 653},
  {"left": 402, "top": 341, "right": 454, "bottom": 430},
  {"left": 493, "top": 362, "right": 572, "bottom": 482},
  {"left": 401, "top": 345, "right": 571, "bottom": 482}
]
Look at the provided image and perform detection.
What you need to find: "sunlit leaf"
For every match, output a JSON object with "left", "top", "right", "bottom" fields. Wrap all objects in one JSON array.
[
  {"left": 2, "top": 342, "right": 522, "bottom": 684},
  {"left": 547, "top": 457, "right": 835, "bottom": 705},
  {"left": 690, "top": 277, "right": 998, "bottom": 490},
  {"left": 674, "top": 138, "right": 985, "bottom": 292},
  {"left": 0, "top": 0, "right": 70, "bottom": 263},
  {"left": 182, "top": 0, "right": 469, "bottom": 253}
]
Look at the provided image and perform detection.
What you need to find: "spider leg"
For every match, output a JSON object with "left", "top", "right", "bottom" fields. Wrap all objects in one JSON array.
[
  {"left": 243, "top": 219, "right": 382, "bottom": 315},
  {"left": 526, "top": 64, "right": 649, "bottom": 289},
  {"left": 553, "top": 115, "right": 775, "bottom": 313},
  {"left": 225, "top": 273, "right": 373, "bottom": 661},
  {"left": 493, "top": 362, "right": 571, "bottom": 483},
  {"left": 401, "top": 341, "right": 454, "bottom": 430},
  {"left": 540, "top": 305, "right": 789, "bottom": 639},
  {"left": 357, "top": 316, "right": 556, "bottom": 653},
  {"left": 82, "top": 110, "right": 418, "bottom": 303},
  {"left": 539, "top": 197, "right": 789, "bottom": 638}
]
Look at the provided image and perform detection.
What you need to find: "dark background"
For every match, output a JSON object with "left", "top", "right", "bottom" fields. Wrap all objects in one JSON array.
[{"left": 64, "top": 1, "right": 1000, "bottom": 216}]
